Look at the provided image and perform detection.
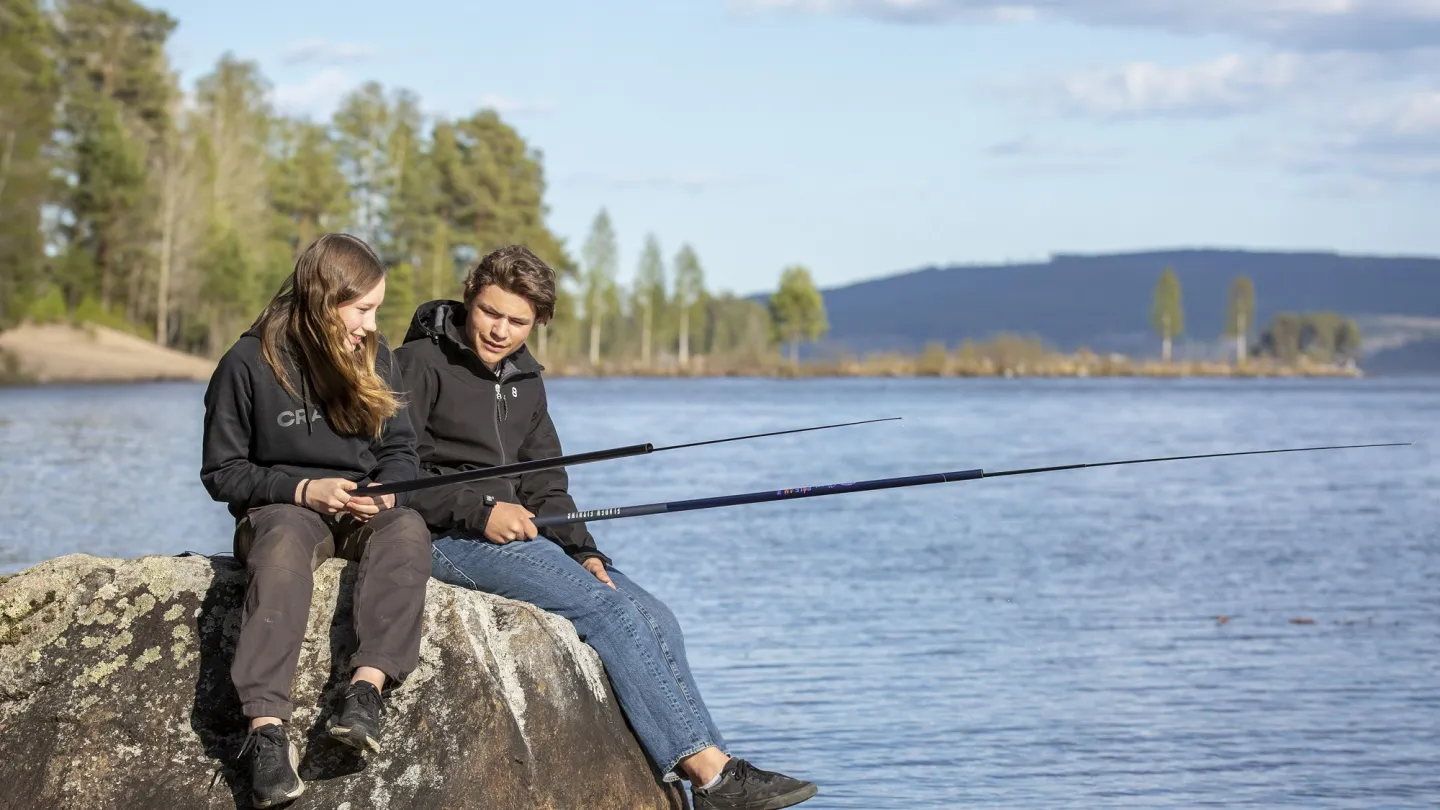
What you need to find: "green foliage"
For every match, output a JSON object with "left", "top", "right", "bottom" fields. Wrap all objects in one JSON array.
[
  {"left": 632, "top": 234, "right": 666, "bottom": 365},
  {"left": 580, "top": 209, "right": 618, "bottom": 364},
  {"left": 198, "top": 223, "right": 254, "bottom": 327},
  {"left": 380, "top": 262, "right": 418, "bottom": 347},
  {"left": 672, "top": 244, "right": 705, "bottom": 310},
  {"left": 54, "top": 0, "right": 176, "bottom": 311},
  {"left": 333, "top": 82, "right": 394, "bottom": 244},
  {"left": 768, "top": 264, "right": 828, "bottom": 364},
  {"left": 1224, "top": 275, "right": 1255, "bottom": 338},
  {"left": 0, "top": 0, "right": 59, "bottom": 326},
  {"left": 1149, "top": 266, "right": 1184, "bottom": 340},
  {"left": 270, "top": 119, "right": 350, "bottom": 256},
  {"left": 701, "top": 294, "right": 771, "bottom": 358},
  {"left": 633, "top": 234, "right": 665, "bottom": 317},
  {"left": 1255, "top": 311, "right": 1362, "bottom": 364},
  {"left": 581, "top": 208, "right": 618, "bottom": 316},
  {"left": 671, "top": 244, "right": 706, "bottom": 365},
  {"left": 74, "top": 294, "right": 153, "bottom": 339},
  {"left": 24, "top": 288, "right": 69, "bottom": 324},
  {"left": 74, "top": 295, "right": 120, "bottom": 328}
]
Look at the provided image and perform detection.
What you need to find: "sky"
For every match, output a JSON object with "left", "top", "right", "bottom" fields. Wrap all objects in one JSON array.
[{"left": 152, "top": 0, "right": 1440, "bottom": 296}]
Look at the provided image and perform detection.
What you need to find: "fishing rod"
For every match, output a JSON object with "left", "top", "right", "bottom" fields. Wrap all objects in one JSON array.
[
  {"left": 352, "top": 416, "right": 902, "bottom": 498},
  {"left": 530, "top": 441, "right": 1412, "bottom": 528}
]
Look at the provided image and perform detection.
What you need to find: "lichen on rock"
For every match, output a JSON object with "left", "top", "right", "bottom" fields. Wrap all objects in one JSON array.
[{"left": 0, "top": 553, "right": 690, "bottom": 809}]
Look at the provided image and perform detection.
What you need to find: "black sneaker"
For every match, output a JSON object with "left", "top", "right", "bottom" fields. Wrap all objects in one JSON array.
[
  {"left": 691, "top": 758, "right": 818, "bottom": 810},
  {"left": 327, "top": 680, "right": 386, "bottom": 753},
  {"left": 239, "top": 723, "right": 304, "bottom": 808}
]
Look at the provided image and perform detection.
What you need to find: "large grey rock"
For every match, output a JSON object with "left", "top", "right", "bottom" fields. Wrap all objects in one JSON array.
[{"left": 0, "top": 553, "right": 690, "bottom": 809}]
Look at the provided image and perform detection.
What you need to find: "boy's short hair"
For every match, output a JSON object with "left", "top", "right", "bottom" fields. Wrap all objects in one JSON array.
[{"left": 462, "top": 244, "right": 557, "bottom": 323}]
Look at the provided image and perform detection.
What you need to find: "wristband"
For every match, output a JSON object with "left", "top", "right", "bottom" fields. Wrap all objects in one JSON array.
[{"left": 300, "top": 479, "right": 311, "bottom": 506}]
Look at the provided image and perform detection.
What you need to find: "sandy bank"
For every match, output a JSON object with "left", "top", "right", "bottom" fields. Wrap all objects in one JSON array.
[{"left": 0, "top": 323, "right": 215, "bottom": 384}]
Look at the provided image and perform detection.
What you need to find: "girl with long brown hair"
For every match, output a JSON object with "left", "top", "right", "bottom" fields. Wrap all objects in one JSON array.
[{"left": 200, "top": 232, "right": 430, "bottom": 807}]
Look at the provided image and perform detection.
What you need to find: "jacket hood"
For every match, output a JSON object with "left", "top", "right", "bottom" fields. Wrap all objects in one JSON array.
[
  {"left": 402, "top": 299, "right": 542, "bottom": 374},
  {"left": 402, "top": 299, "right": 460, "bottom": 345}
]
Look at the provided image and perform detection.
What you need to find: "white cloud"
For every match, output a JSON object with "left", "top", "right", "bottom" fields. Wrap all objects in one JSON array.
[
  {"left": 281, "top": 38, "right": 376, "bottom": 66},
  {"left": 1231, "top": 90, "right": 1440, "bottom": 183},
  {"left": 1368, "top": 89, "right": 1440, "bottom": 134},
  {"left": 1030, "top": 51, "right": 1389, "bottom": 117},
  {"left": 753, "top": 0, "right": 1440, "bottom": 185},
  {"left": 270, "top": 68, "right": 360, "bottom": 118},
  {"left": 479, "top": 94, "right": 556, "bottom": 116},
  {"left": 747, "top": 0, "right": 1440, "bottom": 50},
  {"left": 1329, "top": 90, "right": 1440, "bottom": 180}
]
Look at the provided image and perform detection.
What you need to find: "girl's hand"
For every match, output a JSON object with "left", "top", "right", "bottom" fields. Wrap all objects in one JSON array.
[
  {"left": 344, "top": 492, "right": 395, "bottom": 521},
  {"left": 299, "top": 478, "right": 357, "bottom": 514}
]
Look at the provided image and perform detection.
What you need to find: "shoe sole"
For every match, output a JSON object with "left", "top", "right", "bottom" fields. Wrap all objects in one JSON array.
[
  {"left": 252, "top": 781, "right": 304, "bottom": 809},
  {"left": 251, "top": 742, "right": 305, "bottom": 808},
  {"left": 696, "top": 783, "right": 818, "bottom": 810},
  {"left": 327, "top": 723, "right": 381, "bottom": 754},
  {"left": 757, "top": 784, "right": 820, "bottom": 810}
]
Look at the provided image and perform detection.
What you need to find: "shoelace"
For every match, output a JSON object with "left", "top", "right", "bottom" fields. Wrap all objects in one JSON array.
[
  {"left": 210, "top": 725, "right": 286, "bottom": 792},
  {"left": 351, "top": 683, "right": 387, "bottom": 718},
  {"left": 730, "top": 758, "right": 754, "bottom": 785}
]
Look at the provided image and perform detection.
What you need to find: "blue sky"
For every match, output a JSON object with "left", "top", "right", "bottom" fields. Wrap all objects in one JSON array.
[{"left": 154, "top": 0, "right": 1440, "bottom": 296}]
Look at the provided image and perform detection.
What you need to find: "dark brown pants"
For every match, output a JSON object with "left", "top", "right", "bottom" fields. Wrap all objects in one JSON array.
[{"left": 231, "top": 503, "right": 432, "bottom": 721}]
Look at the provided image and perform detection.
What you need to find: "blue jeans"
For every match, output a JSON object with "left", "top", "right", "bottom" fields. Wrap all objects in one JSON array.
[{"left": 430, "top": 535, "right": 728, "bottom": 780}]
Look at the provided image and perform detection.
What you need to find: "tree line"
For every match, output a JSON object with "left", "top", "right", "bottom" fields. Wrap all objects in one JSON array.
[
  {"left": 1149, "top": 268, "right": 1362, "bottom": 365},
  {"left": 0, "top": 0, "right": 832, "bottom": 370}
]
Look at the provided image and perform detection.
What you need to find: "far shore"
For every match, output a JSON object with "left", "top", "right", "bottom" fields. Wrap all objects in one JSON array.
[
  {"left": 539, "top": 358, "right": 1364, "bottom": 380},
  {"left": 0, "top": 323, "right": 1365, "bottom": 386}
]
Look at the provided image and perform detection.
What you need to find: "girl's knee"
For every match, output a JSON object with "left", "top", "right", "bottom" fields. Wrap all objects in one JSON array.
[{"left": 247, "top": 531, "right": 320, "bottom": 577}]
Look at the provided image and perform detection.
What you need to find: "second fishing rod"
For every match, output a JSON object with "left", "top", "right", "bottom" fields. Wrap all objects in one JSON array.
[{"left": 351, "top": 416, "right": 902, "bottom": 498}]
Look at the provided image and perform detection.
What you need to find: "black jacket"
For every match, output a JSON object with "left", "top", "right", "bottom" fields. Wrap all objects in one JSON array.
[
  {"left": 393, "top": 299, "right": 608, "bottom": 565},
  {"left": 200, "top": 329, "right": 420, "bottom": 519}
]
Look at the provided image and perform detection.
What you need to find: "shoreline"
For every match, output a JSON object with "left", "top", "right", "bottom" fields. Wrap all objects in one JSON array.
[
  {"left": 0, "top": 323, "right": 1368, "bottom": 386},
  {"left": 1, "top": 363, "right": 1370, "bottom": 387},
  {"left": 535, "top": 357, "right": 1366, "bottom": 380},
  {"left": 0, "top": 323, "right": 216, "bottom": 386}
]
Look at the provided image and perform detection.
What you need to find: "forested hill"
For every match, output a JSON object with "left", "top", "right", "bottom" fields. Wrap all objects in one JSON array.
[{"left": 793, "top": 250, "right": 1440, "bottom": 372}]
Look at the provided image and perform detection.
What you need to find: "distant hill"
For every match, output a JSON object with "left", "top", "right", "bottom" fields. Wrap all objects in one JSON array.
[{"left": 764, "top": 250, "right": 1440, "bottom": 373}]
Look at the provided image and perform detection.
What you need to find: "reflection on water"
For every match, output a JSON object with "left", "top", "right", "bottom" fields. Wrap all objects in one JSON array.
[{"left": 2, "top": 376, "right": 1437, "bottom": 808}]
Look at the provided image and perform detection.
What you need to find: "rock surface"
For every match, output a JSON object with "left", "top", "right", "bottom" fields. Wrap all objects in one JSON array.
[{"left": 0, "top": 553, "right": 690, "bottom": 809}]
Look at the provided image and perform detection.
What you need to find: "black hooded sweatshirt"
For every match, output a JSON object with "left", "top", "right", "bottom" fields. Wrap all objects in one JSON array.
[
  {"left": 200, "top": 329, "right": 420, "bottom": 520},
  {"left": 393, "top": 299, "right": 608, "bottom": 565}
]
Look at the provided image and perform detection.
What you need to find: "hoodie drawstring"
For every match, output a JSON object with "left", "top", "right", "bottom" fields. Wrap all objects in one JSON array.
[{"left": 299, "top": 361, "right": 313, "bottom": 436}]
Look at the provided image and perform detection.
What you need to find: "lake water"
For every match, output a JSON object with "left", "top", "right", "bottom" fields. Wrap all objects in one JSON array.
[{"left": 2, "top": 376, "right": 1437, "bottom": 808}]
